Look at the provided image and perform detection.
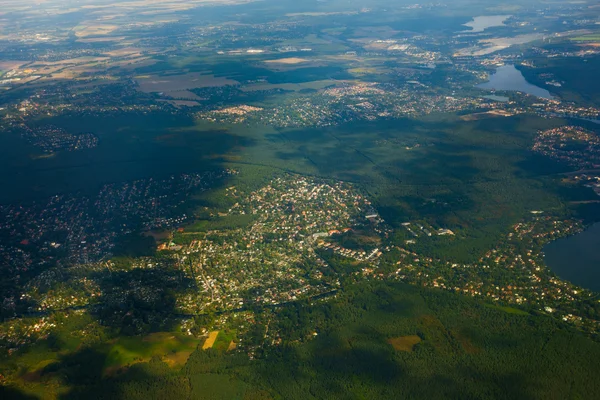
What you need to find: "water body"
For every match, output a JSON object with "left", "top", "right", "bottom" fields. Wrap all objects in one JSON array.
[
  {"left": 578, "top": 118, "right": 600, "bottom": 125},
  {"left": 545, "top": 115, "right": 600, "bottom": 125},
  {"left": 463, "top": 15, "right": 511, "bottom": 32},
  {"left": 544, "top": 223, "right": 600, "bottom": 292},
  {"left": 477, "top": 65, "right": 554, "bottom": 99}
]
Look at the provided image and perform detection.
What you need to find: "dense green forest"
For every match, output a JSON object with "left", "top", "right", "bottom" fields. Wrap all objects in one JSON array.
[{"left": 3, "top": 282, "right": 600, "bottom": 399}]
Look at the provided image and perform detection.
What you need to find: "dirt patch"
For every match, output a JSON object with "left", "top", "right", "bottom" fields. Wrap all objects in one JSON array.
[{"left": 265, "top": 57, "right": 310, "bottom": 65}]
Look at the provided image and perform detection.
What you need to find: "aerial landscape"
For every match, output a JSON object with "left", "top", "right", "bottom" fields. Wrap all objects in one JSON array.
[{"left": 1, "top": 0, "right": 600, "bottom": 398}]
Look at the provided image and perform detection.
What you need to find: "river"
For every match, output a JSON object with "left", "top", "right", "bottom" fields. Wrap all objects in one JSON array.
[
  {"left": 544, "top": 222, "right": 600, "bottom": 292},
  {"left": 477, "top": 65, "right": 554, "bottom": 99}
]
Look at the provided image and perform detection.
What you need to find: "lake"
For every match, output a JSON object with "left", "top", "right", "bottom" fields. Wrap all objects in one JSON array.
[
  {"left": 544, "top": 222, "right": 600, "bottom": 292},
  {"left": 477, "top": 65, "right": 554, "bottom": 99},
  {"left": 463, "top": 15, "right": 511, "bottom": 32}
]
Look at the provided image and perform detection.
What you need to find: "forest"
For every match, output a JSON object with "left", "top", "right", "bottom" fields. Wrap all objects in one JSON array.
[{"left": 4, "top": 282, "right": 600, "bottom": 399}]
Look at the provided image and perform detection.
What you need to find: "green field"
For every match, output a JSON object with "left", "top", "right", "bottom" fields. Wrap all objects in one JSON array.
[
  {"left": 571, "top": 34, "right": 600, "bottom": 42},
  {"left": 183, "top": 214, "right": 257, "bottom": 233},
  {"left": 104, "top": 332, "right": 201, "bottom": 373},
  {"left": 484, "top": 303, "right": 530, "bottom": 316}
]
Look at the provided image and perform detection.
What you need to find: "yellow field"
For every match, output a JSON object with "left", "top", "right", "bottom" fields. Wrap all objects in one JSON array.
[
  {"left": 227, "top": 341, "right": 237, "bottom": 352},
  {"left": 387, "top": 335, "right": 422, "bottom": 352},
  {"left": 202, "top": 331, "right": 220, "bottom": 350}
]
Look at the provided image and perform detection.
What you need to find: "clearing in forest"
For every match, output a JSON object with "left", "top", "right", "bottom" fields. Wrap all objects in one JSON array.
[{"left": 387, "top": 335, "right": 422, "bottom": 352}]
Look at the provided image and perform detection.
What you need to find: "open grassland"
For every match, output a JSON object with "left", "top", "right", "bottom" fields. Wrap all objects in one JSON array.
[
  {"left": 484, "top": 304, "right": 530, "bottom": 316},
  {"left": 240, "top": 80, "right": 338, "bottom": 92},
  {"left": 387, "top": 335, "right": 422, "bottom": 352},
  {"left": 212, "top": 330, "right": 237, "bottom": 352},
  {"left": 184, "top": 213, "right": 257, "bottom": 233},
  {"left": 0, "top": 61, "right": 28, "bottom": 72},
  {"left": 571, "top": 34, "right": 600, "bottom": 42},
  {"left": 136, "top": 73, "right": 239, "bottom": 93},
  {"left": 277, "top": 34, "right": 350, "bottom": 53}
]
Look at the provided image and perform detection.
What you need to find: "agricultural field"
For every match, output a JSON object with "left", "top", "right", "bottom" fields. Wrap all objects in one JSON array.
[
  {"left": 201, "top": 331, "right": 220, "bottom": 350},
  {"left": 571, "top": 34, "right": 600, "bottom": 42}
]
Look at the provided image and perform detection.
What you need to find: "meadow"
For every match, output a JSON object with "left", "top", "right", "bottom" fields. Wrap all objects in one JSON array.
[{"left": 103, "top": 332, "right": 201, "bottom": 373}]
